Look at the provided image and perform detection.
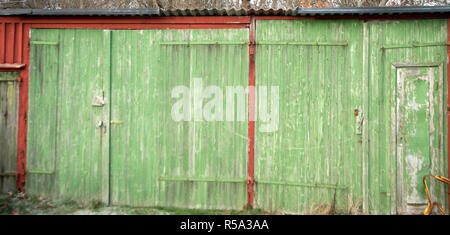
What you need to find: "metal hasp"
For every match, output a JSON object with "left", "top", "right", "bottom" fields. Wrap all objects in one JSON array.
[{"left": 355, "top": 108, "right": 363, "bottom": 135}]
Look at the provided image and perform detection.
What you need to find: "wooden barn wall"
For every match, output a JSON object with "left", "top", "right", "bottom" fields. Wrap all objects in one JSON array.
[{"left": 0, "top": 16, "right": 448, "bottom": 214}]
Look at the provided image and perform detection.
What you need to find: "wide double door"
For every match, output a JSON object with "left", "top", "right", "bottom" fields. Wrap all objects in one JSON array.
[{"left": 27, "top": 29, "right": 249, "bottom": 209}]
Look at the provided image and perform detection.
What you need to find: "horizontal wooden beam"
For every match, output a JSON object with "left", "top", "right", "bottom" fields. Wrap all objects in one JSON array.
[{"left": 0, "top": 63, "right": 25, "bottom": 69}]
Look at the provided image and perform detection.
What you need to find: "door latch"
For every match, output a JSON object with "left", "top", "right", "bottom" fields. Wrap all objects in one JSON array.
[
  {"left": 110, "top": 120, "right": 124, "bottom": 125},
  {"left": 355, "top": 108, "right": 363, "bottom": 135},
  {"left": 92, "top": 95, "right": 105, "bottom": 107}
]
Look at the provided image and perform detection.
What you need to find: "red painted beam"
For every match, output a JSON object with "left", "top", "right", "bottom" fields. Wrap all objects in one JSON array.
[
  {"left": 0, "top": 63, "right": 25, "bottom": 69},
  {"left": 247, "top": 15, "right": 256, "bottom": 209},
  {"left": 0, "top": 16, "right": 251, "bottom": 24},
  {"left": 16, "top": 23, "right": 30, "bottom": 192},
  {"left": 29, "top": 23, "right": 247, "bottom": 29}
]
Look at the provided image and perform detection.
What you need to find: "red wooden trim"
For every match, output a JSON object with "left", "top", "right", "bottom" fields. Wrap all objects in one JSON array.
[
  {"left": 16, "top": 23, "right": 30, "bottom": 192},
  {"left": 0, "top": 63, "right": 25, "bottom": 69},
  {"left": 255, "top": 16, "right": 315, "bottom": 20},
  {"left": 247, "top": 15, "right": 256, "bottom": 209},
  {"left": 0, "top": 16, "right": 251, "bottom": 24},
  {"left": 29, "top": 23, "right": 248, "bottom": 29},
  {"left": 447, "top": 19, "right": 450, "bottom": 211}
]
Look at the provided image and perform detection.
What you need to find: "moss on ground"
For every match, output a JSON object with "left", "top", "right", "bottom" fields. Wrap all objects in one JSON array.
[{"left": 0, "top": 192, "right": 271, "bottom": 215}]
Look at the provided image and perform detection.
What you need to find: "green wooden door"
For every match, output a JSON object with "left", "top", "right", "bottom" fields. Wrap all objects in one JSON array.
[
  {"left": 368, "top": 20, "right": 448, "bottom": 214},
  {"left": 395, "top": 65, "right": 443, "bottom": 214},
  {"left": 109, "top": 29, "right": 249, "bottom": 209},
  {"left": 254, "top": 20, "right": 365, "bottom": 214},
  {"left": 27, "top": 29, "right": 110, "bottom": 202},
  {"left": 28, "top": 29, "right": 249, "bottom": 209},
  {"left": 0, "top": 72, "right": 19, "bottom": 193}
]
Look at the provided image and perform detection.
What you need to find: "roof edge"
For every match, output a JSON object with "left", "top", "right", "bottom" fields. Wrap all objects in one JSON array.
[
  {"left": 296, "top": 6, "right": 450, "bottom": 15},
  {"left": 0, "top": 8, "right": 160, "bottom": 16},
  {"left": 1, "top": 6, "right": 450, "bottom": 17}
]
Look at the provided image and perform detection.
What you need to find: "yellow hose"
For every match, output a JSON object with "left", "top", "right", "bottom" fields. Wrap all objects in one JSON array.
[{"left": 423, "top": 174, "right": 450, "bottom": 215}]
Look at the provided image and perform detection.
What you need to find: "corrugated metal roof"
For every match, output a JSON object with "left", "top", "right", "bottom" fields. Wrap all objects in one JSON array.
[
  {"left": 0, "top": 6, "right": 450, "bottom": 17},
  {"left": 296, "top": 6, "right": 450, "bottom": 15},
  {"left": 159, "top": 8, "right": 298, "bottom": 16},
  {"left": 0, "top": 8, "right": 160, "bottom": 16}
]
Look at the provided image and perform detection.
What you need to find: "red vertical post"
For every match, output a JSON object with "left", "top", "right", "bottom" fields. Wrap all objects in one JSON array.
[
  {"left": 247, "top": 15, "right": 256, "bottom": 209},
  {"left": 16, "top": 23, "right": 30, "bottom": 192}
]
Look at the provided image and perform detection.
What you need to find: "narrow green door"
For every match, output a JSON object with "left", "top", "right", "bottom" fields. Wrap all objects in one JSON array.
[
  {"left": 395, "top": 65, "right": 443, "bottom": 214},
  {"left": 0, "top": 72, "right": 19, "bottom": 193},
  {"left": 27, "top": 29, "right": 110, "bottom": 202}
]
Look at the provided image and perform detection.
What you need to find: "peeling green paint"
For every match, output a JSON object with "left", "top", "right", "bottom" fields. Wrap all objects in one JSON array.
[{"left": 25, "top": 19, "right": 448, "bottom": 214}]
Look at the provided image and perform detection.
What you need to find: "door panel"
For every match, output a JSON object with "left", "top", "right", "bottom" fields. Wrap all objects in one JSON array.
[
  {"left": 0, "top": 72, "right": 19, "bottom": 193},
  {"left": 395, "top": 65, "right": 443, "bottom": 214},
  {"left": 27, "top": 29, "right": 110, "bottom": 202},
  {"left": 110, "top": 29, "right": 249, "bottom": 209}
]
